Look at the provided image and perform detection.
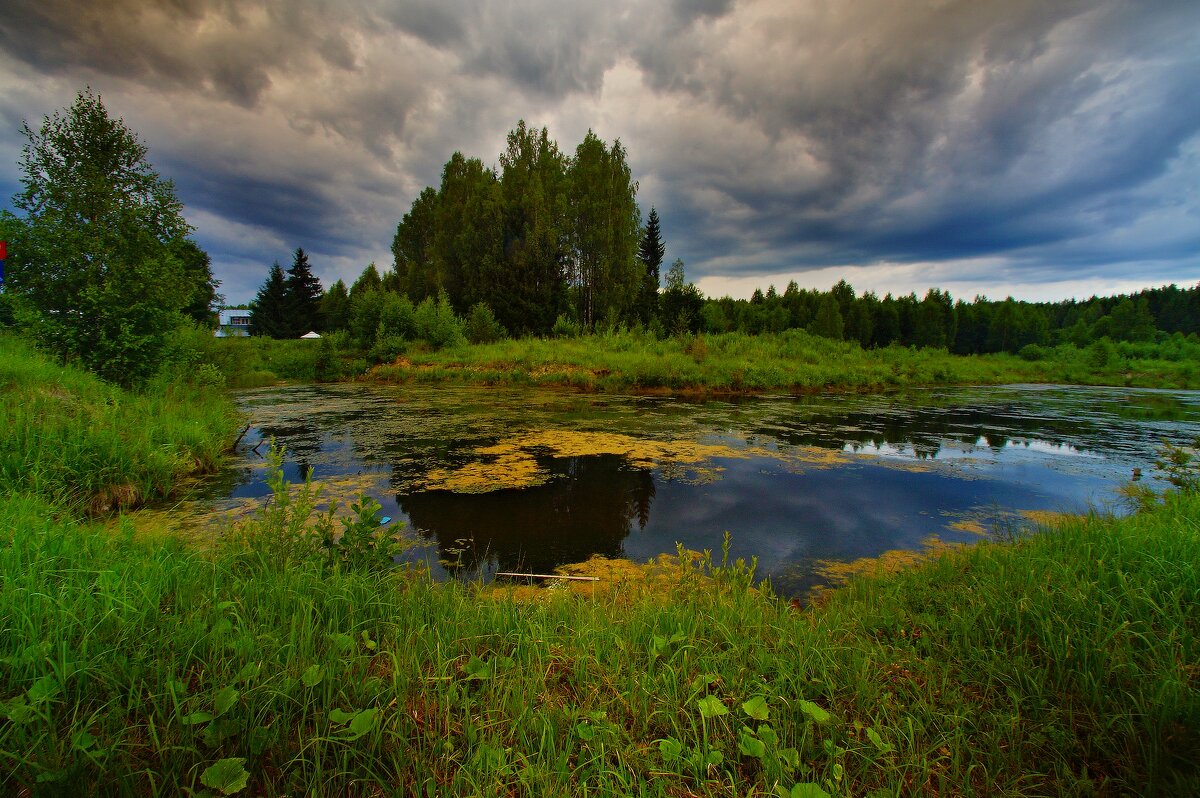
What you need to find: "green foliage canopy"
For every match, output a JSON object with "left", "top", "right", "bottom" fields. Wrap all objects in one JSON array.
[{"left": 6, "top": 89, "right": 199, "bottom": 385}]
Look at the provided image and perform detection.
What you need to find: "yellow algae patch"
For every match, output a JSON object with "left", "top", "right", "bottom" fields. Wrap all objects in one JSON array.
[
  {"left": 781, "top": 445, "right": 850, "bottom": 468},
  {"left": 108, "top": 498, "right": 259, "bottom": 548},
  {"left": 419, "top": 430, "right": 762, "bottom": 493},
  {"left": 417, "top": 429, "right": 934, "bottom": 495},
  {"left": 487, "top": 552, "right": 709, "bottom": 604},
  {"left": 423, "top": 453, "right": 547, "bottom": 493},
  {"left": 109, "top": 472, "right": 391, "bottom": 546},
  {"left": 1018, "top": 509, "right": 1081, "bottom": 528},
  {"left": 808, "top": 535, "right": 961, "bottom": 601},
  {"left": 507, "top": 429, "right": 748, "bottom": 467},
  {"left": 947, "top": 518, "right": 988, "bottom": 535}
]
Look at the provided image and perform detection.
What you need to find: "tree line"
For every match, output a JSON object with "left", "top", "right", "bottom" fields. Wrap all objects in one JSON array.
[{"left": 694, "top": 280, "right": 1199, "bottom": 355}]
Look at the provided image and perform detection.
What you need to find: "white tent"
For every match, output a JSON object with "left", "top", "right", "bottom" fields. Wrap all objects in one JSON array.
[{"left": 300, "top": 331, "right": 321, "bottom": 339}]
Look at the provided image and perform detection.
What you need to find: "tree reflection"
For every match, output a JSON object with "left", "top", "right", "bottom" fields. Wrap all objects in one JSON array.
[{"left": 396, "top": 454, "right": 655, "bottom": 573}]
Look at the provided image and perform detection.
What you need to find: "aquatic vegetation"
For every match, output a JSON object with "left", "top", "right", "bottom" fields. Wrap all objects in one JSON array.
[
  {"left": 415, "top": 427, "right": 879, "bottom": 495},
  {"left": 1018, "top": 508, "right": 1082, "bottom": 527},
  {"left": 419, "top": 429, "right": 768, "bottom": 492},
  {"left": 488, "top": 550, "right": 710, "bottom": 604},
  {"left": 807, "top": 535, "right": 962, "bottom": 602},
  {"left": 946, "top": 517, "right": 987, "bottom": 535},
  {"left": 115, "top": 472, "right": 391, "bottom": 546}
]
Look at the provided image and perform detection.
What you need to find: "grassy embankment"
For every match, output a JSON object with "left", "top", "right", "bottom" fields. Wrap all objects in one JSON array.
[
  {"left": 0, "top": 334, "right": 239, "bottom": 513},
  {"left": 369, "top": 329, "right": 1200, "bottom": 393},
  {"left": 2, "top": 331, "right": 1199, "bottom": 795}
]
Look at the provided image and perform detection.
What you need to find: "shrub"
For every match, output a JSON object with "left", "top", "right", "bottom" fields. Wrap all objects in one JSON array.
[
  {"left": 464, "top": 302, "right": 506, "bottom": 344},
  {"left": 1018, "top": 343, "right": 1047, "bottom": 361},
  {"left": 552, "top": 313, "right": 583, "bottom": 338},
  {"left": 413, "top": 291, "right": 465, "bottom": 349},
  {"left": 379, "top": 293, "right": 417, "bottom": 340},
  {"left": 1087, "top": 338, "right": 1116, "bottom": 368}
]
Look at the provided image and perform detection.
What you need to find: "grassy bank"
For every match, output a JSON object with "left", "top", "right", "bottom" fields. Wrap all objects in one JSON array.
[
  {"left": 369, "top": 329, "right": 1200, "bottom": 393},
  {"left": 3, "top": 332, "right": 1197, "bottom": 795},
  {"left": 0, "top": 334, "right": 239, "bottom": 513}
]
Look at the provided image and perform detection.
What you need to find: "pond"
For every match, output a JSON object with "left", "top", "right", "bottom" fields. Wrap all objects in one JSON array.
[{"left": 191, "top": 383, "right": 1200, "bottom": 596}]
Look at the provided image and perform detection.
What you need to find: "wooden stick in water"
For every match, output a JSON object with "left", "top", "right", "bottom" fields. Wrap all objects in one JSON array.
[{"left": 494, "top": 572, "right": 600, "bottom": 582}]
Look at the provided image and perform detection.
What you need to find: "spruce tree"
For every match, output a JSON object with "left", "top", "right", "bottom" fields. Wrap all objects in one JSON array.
[
  {"left": 636, "top": 207, "right": 665, "bottom": 324},
  {"left": 285, "top": 247, "right": 323, "bottom": 336},
  {"left": 350, "top": 263, "right": 382, "bottom": 299},
  {"left": 809, "top": 294, "right": 844, "bottom": 340},
  {"left": 250, "top": 262, "right": 289, "bottom": 338},
  {"left": 318, "top": 279, "right": 351, "bottom": 332},
  {"left": 498, "top": 121, "right": 569, "bottom": 334}
]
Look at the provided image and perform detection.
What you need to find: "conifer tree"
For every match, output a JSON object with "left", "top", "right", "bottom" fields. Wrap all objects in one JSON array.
[
  {"left": 319, "top": 279, "right": 351, "bottom": 332},
  {"left": 250, "top": 262, "right": 289, "bottom": 338},
  {"left": 285, "top": 247, "right": 323, "bottom": 336},
  {"left": 498, "top": 121, "right": 569, "bottom": 334},
  {"left": 809, "top": 294, "right": 844, "bottom": 340},
  {"left": 636, "top": 207, "right": 665, "bottom": 325}
]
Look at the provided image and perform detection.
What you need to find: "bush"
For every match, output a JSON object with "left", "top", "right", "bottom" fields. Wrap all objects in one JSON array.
[
  {"left": 1087, "top": 338, "right": 1116, "bottom": 368},
  {"left": 1018, "top": 343, "right": 1047, "bottom": 361},
  {"left": 379, "top": 293, "right": 417, "bottom": 340},
  {"left": 464, "top": 302, "right": 506, "bottom": 344},
  {"left": 413, "top": 291, "right": 465, "bottom": 349},
  {"left": 369, "top": 329, "right": 408, "bottom": 365},
  {"left": 552, "top": 313, "right": 583, "bottom": 338}
]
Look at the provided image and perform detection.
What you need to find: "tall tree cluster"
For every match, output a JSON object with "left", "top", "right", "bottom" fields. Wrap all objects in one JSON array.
[
  {"left": 390, "top": 122, "right": 645, "bottom": 335},
  {"left": 1, "top": 89, "right": 218, "bottom": 385}
]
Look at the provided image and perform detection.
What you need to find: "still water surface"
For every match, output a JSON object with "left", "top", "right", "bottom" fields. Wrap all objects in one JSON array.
[{"left": 197, "top": 383, "right": 1200, "bottom": 595}]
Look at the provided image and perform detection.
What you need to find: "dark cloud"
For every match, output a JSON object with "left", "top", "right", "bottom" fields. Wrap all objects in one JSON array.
[{"left": 1, "top": 0, "right": 1197, "bottom": 302}]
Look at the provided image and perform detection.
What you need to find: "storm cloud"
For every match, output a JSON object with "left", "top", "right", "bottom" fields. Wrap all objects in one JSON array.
[{"left": 1, "top": 0, "right": 1197, "bottom": 302}]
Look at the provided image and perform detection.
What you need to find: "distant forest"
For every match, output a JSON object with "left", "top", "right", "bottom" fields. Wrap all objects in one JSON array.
[{"left": 248, "top": 121, "right": 1200, "bottom": 357}]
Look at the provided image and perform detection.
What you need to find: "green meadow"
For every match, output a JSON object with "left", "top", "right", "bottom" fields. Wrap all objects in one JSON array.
[
  {"left": 2, "top": 333, "right": 1198, "bottom": 796},
  {"left": 371, "top": 329, "right": 1200, "bottom": 393},
  {"left": 185, "top": 326, "right": 1200, "bottom": 393}
]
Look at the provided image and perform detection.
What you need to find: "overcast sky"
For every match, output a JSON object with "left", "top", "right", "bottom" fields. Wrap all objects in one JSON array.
[{"left": 2, "top": 0, "right": 1198, "bottom": 305}]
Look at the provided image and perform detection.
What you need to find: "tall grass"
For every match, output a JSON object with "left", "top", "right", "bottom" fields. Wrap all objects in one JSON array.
[{"left": 0, "top": 334, "right": 238, "bottom": 512}]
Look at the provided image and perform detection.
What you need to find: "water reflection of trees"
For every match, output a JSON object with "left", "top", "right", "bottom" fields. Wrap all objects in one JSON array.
[
  {"left": 751, "top": 402, "right": 1100, "bottom": 458},
  {"left": 395, "top": 454, "right": 655, "bottom": 574},
  {"left": 254, "top": 419, "right": 324, "bottom": 480}
]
